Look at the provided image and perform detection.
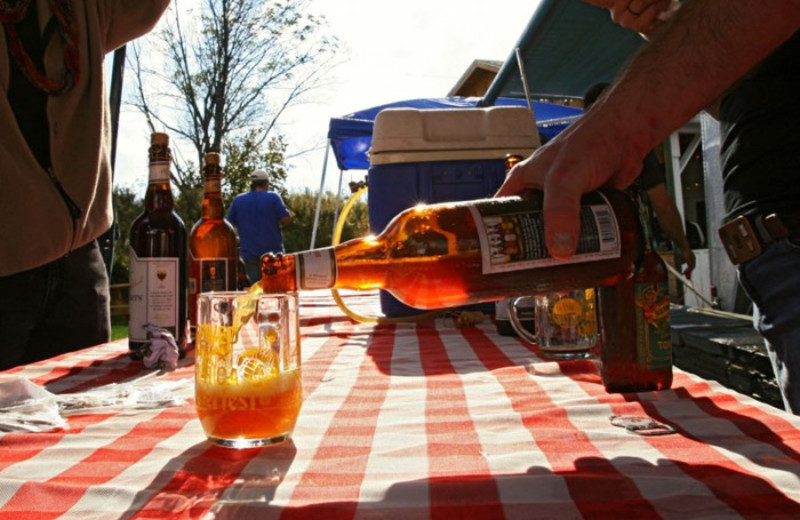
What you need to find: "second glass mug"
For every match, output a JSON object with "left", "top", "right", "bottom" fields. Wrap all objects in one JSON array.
[
  {"left": 509, "top": 288, "right": 598, "bottom": 360},
  {"left": 194, "top": 291, "right": 302, "bottom": 448}
]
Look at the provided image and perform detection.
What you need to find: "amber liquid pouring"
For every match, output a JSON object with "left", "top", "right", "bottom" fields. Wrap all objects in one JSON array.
[{"left": 261, "top": 190, "right": 641, "bottom": 309}]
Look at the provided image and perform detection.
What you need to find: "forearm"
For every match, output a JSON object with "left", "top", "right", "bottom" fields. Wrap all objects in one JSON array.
[
  {"left": 647, "top": 185, "right": 696, "bottom": 275},
  {"left": 106, "top": 0, "right": 171, "bottom": 50},
  {"left": 589, "top": 0, "right": 800, "bottom": 159},
  {"left": 650, "top": 199, "right": 691, "bottom": 254}
]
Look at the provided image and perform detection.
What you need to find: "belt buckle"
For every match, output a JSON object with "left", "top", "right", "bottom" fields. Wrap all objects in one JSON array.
[{"left": 718, "top": 215, "right": 763, "bottom": 265}]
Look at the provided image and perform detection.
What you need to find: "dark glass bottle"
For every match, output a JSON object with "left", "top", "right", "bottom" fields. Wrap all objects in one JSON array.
[
  {"left": 598, "top": 191, "right": 673, "bottom": 392},
  {"left": 261, "top": 189, "right": 641, "bottom": 311},
  {"left": 188, "top": 152, "right": 239, "bottom": 341},
  {"left": 128, "top": 133, "right": 188, "bottom": 359}
]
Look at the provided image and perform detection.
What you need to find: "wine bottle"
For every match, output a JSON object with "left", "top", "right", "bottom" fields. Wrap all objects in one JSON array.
[
  {"left": 188, "top": 152, "right": 239, "bottom": 341},
  {"left": 260, "top": 189, "right": 641, "bottom": 310},
  {"left": 598, "top": 191, "right": 673, "bottom": 392},
  {"left": 128, "top": 133, "right": 189, "bottom": 359}
]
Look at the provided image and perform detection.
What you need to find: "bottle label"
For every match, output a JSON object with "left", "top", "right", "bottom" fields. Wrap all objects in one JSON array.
[
  {"left": 149, "top": 162, "right": 171, "bottom": 183},
  {"left": 297, "top": 248, "right": 336, "bottom": 289},
  {"left": 634, "top": 279, "right": 672, "bottom": 370},
  {"left": 190, "top": 257, "right": 231, "bottom": 295},
  {"left": 129, "top": 248, "right": 181, "bottom": 342},
  {"left": 469, "top": 193, "right": 621, "bottom": 275}
]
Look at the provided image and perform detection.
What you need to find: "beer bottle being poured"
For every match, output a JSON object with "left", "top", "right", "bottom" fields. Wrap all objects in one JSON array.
[{"left": 260, "top": 189, "right": 640, "bottom": 311}]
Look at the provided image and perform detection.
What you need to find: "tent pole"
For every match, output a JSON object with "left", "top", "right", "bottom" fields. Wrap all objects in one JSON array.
[
  {"left": 515, "top": 48, "right": 533, "bottom": 113},
  {"left": 98, "top": 45, "right": 127, "bottom": 277},
  {"left": 311, "top": 140, "right": 332, "bottom": 249}
]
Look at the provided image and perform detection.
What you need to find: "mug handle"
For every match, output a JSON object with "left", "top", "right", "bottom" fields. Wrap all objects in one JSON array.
[{"left": 508, "top": 296, "right": 539, "bottom": 345}]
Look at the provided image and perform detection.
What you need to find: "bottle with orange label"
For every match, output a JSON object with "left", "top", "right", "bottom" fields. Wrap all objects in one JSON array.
[
  {"left": 597, "top": 190, "right": 673, "bottom": 392},
  {"left": 188, "top": 152, "right": 239, "bottom": 341}
]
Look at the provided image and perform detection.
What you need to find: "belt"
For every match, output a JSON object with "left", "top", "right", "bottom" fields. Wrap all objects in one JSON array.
[
  {"left": 718, "top": 211, "right": 800, "bottom": 265},
  {"left": 757, "top": 212, "right": 796, "bottom": 243}
]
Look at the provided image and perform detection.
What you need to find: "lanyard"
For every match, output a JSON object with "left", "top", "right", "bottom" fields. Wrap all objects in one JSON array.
[{"left": 1, "top": 0, "right": 80, "bottom": 95}]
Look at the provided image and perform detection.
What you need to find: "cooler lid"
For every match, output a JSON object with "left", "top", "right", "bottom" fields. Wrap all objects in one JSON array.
[{"left": 370, "top": 106, "right": 539, "bottom": 158}]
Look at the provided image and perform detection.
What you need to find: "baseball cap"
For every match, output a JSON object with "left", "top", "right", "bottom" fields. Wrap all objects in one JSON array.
[{"left": 251, "top": 169, "right": 269, "bottom": 181}]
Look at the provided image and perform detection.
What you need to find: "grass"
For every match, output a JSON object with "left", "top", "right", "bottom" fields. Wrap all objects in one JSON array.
[{"left": 111, "top": 319, "right": 128, "bottom": 341}]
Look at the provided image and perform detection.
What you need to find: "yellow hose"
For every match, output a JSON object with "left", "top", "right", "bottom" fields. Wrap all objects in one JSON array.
[{"left": 330, "top": 186, "right": 442, "bottom": 324}]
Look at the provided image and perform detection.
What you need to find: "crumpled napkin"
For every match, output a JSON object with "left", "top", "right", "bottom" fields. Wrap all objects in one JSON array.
[
  {"left": 142, "top": 323, "right": 180, "bottom": 370},
  {"left": 0, "top": 374, "right": 188, "bottom": 433}
]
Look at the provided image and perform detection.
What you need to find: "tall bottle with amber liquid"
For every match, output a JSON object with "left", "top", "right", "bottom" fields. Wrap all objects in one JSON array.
[
  {"left": 261, "top": 189, "right": 641, "bottom": 316},
  {"left": 128, "top": 133, "right": 189, "bottom": 358},
  {"left": 188, "top": 152, "right": 239, "bottom": 340},
  {"left": 597, "top": 190, "right": 673, "bottom": 392}
]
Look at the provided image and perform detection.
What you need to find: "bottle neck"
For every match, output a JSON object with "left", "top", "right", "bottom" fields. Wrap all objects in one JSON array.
[
  {"left": 144, "top": 161, "right": 174, "bottom": 211},
  {"left": 260, "top": 236, "right": 387, "bottom": 294},
  {"left": 201, "top": 171, "right": 225, "bottom": 220},
  {"left": 260, "top": 253, "right": 299, "bottom": 292}
]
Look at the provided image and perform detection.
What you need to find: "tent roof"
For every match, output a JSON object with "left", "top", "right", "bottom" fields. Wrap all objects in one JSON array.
[
  {"left": 481, "top": 0, "right": 644, "bottom": 103},
  {"left": 327, "top": 96, "right": 582, "bottom": 171}
]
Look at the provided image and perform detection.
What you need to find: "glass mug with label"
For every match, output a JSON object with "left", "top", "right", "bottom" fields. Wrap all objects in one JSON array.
[
  {"left": 509, "top": 289, "right": 598, "bottom": 360},
  {"left": 195, "top": 291, "right": 302, "bottom": 448}
]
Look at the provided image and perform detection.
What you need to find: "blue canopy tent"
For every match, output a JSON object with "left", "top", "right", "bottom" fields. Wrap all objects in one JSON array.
[
  {"left": 327, "top": 96, "right": 582, "bottom": 171},
  {"left": 480, "top": 0, "right": 644, "bottom": 103},
  {"left": 311, "top": 96, "right": 582, "bottom": 246}
]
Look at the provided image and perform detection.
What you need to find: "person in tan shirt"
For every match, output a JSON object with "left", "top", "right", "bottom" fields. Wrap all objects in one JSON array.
[{"left": 0, "top": 0, "right": 170, "bottom": 368}]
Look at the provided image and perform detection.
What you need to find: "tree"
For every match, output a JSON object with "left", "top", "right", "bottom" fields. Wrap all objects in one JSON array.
[
  {"left": 129, "top": 0, "right": 339, "bottom": 204},
  {"left": 222, "top": 131, "right": 289, "bottom": 203},
  {"left": 282, "top": 190, "right": 370, "bottom": 253},
  {"left": 110, "top": 186, "right": 144, "bottom": 284}
]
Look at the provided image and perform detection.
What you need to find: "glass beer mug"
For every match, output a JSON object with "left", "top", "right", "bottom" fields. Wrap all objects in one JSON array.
[
  {"left": 509, "top": 288, "right": 598, "bottom": 360},
  {"left": 195, "top": 291, "right": 302, "bottom": 448}
]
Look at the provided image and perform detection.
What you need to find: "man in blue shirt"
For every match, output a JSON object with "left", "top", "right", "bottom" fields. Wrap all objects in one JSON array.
[{"left": 228, "top": 170, "right": 292, "bottom": 283}]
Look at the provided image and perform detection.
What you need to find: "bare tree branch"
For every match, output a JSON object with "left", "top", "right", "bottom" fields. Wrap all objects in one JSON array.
[{"left": 128, "top": 0, "right": 339, "bottom": 199}]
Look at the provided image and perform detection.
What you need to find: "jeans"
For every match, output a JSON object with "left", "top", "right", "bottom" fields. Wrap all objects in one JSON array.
[
  {"left": 738, "top": 235, "right": 800, "bottom": 414},
  {"left": 244, "top": 259, "right": 262, "bottom": 286},
  {"left": 0, "top": 240, "right": 110, "bottom": 370}
]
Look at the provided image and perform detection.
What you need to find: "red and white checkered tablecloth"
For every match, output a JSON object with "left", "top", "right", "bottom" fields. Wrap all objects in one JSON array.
[{"left": 2, "top": 289, "right": 800, "bottom": 520}]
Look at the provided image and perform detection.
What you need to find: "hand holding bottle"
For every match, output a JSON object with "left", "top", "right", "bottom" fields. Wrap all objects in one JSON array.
[{"left": 496, "top": 114, "right": 648, "bottom": 260}]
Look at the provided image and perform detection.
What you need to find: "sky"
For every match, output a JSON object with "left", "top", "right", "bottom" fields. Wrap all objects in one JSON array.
[{"left": 111, "top": 0, "right": 542, "bottom": 196}]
